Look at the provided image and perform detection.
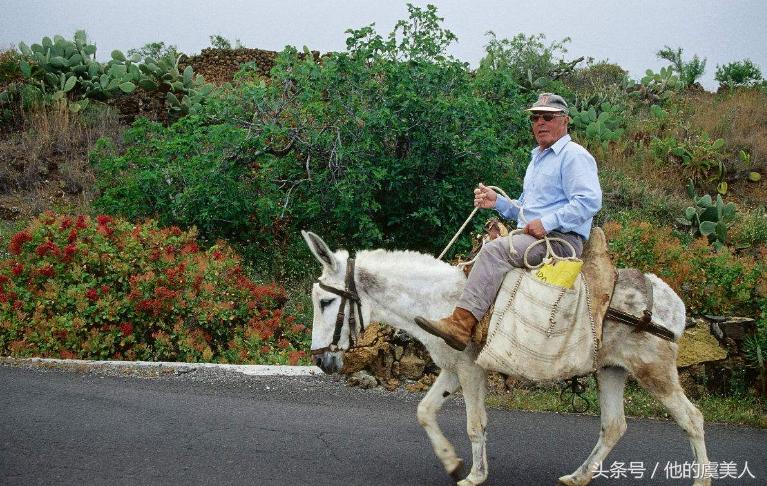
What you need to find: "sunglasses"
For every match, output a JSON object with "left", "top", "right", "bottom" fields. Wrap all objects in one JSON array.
[{"left": 529, "top": 113, "right": 566, "bottom": 122}]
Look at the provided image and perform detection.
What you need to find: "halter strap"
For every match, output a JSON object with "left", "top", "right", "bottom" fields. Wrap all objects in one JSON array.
[{"left": 312, "top": 257, "right": 365, "bottom": 355}]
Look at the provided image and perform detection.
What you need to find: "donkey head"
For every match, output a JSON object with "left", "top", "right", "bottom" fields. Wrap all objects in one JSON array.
[{"left": 302, "top": 230, "right": 369, "bottom": 374}]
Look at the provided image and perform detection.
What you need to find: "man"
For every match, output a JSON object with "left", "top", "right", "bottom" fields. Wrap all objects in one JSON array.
[{"left": 414, "top": 93, "right": 602, "bottom": 351}]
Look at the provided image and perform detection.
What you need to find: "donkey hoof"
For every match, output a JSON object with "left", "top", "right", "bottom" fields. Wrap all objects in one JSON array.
[
  {"left": 448, "top": 459, "right": 465, "bottom": 482},
  {"left": 557, "top": 473, "right": 590, "bottom": 486}
]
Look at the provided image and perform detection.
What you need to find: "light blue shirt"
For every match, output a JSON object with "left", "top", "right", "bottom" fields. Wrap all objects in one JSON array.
[{"left": 494, "top": 134, "right": 602, "bottom": 240}]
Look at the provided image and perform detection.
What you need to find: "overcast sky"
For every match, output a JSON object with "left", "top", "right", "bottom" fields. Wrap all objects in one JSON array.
[{"left": 2, "top": 0, "right": 765, "bottom": 91}]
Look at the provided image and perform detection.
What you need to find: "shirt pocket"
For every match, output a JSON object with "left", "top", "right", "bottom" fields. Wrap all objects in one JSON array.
[{"left": 532, "top": 166, "right": 561, "bottom": 194}]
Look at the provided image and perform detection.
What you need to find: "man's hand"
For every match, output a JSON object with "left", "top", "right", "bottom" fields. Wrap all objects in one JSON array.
[
  {"left": 525, "top": 219, "right": 547, "bottom": 239},
  {"left": 474, "top": 183, "right": 497, "bottom": 209}
]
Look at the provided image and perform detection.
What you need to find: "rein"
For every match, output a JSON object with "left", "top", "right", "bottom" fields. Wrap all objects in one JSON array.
[{"left": 312, "top": 257, "right": 365, "bottom": 356}]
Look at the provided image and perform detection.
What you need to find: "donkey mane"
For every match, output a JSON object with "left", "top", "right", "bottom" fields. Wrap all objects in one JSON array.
[{"left": 356, "top": 248, "right": 463, "bottom": 284}]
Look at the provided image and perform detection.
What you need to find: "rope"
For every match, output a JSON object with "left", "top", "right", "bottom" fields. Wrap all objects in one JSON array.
[
  {"left": 438, "top": 185, "right": 581, "bottom": 269},
  {"left": 437, "top": 185, "right": 518, "bottom": 261}
]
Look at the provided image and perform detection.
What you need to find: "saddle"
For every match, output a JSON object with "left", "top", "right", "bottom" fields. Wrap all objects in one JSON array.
[{"left": 472, "top": 226, "right": 617, "bottom": 349}]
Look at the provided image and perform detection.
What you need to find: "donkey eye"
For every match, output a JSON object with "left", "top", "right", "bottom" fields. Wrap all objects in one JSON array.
[{"left": 320, "top": 298, "right": 335, "bottom": 311}]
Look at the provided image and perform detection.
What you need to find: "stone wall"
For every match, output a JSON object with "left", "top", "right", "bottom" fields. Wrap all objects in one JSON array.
[
  {"left": 342, "top": 316, "right": 762, "bottom": 397},
  {"left": 342, "top": 323, "right": 439, "bottom": 392},
  {"left": 181, "top": 47, "right": 321, "bottom": 86}
]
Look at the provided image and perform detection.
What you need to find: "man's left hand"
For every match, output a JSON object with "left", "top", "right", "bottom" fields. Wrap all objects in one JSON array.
[{"left": 525, "top": 219, "right": 547, "bottom": 239}]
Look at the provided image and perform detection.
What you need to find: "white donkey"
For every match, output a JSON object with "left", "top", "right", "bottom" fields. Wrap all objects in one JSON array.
[{"left": 302, "top": 231, "right": 710, "bottom": 486}]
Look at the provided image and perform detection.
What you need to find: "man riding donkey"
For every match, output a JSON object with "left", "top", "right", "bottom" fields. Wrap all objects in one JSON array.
[{"left": 415, "top": 92, "right": 603, "bottom": 351}]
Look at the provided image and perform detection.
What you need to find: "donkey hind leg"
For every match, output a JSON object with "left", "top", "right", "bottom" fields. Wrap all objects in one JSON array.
[
  {"left": 559, "top": 366, "right": 628, "bottom": 486},
  {"left": 456, "top": 364, "right": 489, "bottom": 486},
  {"left": 417, "top": 369, "right": 464, "bottom": 480},
  {"left": 632, "top": 356, "right": 711, "bottom": 486}
]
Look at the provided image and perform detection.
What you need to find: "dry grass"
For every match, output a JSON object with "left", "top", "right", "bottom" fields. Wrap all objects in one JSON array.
[
  {"left": 585, "top": 89, "right": 767, "bottom": 211},
  {"left": 0, "top": 101, "right": 125, "bottom": 219},
  {"left": 686, "top": 89, "right": 767, "bottom": 208},
  {"left": 688, "top": 88, "right": 767, "bottom": 172}
]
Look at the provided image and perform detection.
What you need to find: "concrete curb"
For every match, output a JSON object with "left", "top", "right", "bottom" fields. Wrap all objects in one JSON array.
[{"left": 2, "top": 357, "right": 324, "bottom": 376}]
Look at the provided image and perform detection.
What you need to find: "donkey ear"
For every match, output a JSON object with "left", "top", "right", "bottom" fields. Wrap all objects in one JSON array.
[{"left": 301, "top": 230, "right": 338, "bottom": 273}]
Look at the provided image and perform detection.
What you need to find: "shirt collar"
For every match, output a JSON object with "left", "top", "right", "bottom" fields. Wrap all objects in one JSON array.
[{"left": 531, "top": 133, "right": 572, "bottom": 157}]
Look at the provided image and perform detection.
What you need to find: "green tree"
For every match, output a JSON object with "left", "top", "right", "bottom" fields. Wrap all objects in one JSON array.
[
  {"left": 715, "top": 59, "right": 763, "bottom": 88},
  {"left": 656, "top": 45, "right": 706, "bottom": 87},
  {"left": 478, "top": 32, "right": 581, "bottom": 91},
  {"left": 209, "top": 35, "right": 232, "bottom": 50},
  {"left": 93, "top": 4, "right": 533, "bottom": 264},
  {"left": 127, "top": 41, "right": 180, "bottom": 62}
]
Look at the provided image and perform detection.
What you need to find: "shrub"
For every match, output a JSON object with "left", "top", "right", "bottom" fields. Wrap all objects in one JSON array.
[
  {"left": 93, "top": 4, "right": 533, "bottom": 266},
  {"left": 604, "top": 219, "right": 767, "bottom": 319},
  {"left": 563, "top": 60, "right": 628, "bottom": 95},
  {"left": 479, "top": 31, "right": 578, "bottom": 92},
  {"left": 126, "top": 41, "right": 180, "bottom": 63},
  {"left": 730, "top": 206, "right": 767, "bottom": 251},
  {"left": 715, "top": 59, "right": 763, "bottom": 89},
  {"left": 656, "top": 45, "right": 706, "bottom": 88},
  {"left": 649, "top": 133, "right": 727, "bottom": 186},
  {"left": 0, "top": 48, "right": 22, "bottom": 83},
  {"left": 0, "top": 212, "right": 310, "bottom": 364},
  {"left": 209, "top": 35, "right": 233, "bottom": 50},
  {"left": 91, "top": 116, "right": 258, "bottom": 242}
]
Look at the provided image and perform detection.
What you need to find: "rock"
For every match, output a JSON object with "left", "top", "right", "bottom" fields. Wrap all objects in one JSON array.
[
  {"left": 391, "top": 361, "right": 400, "bottom": 377},
  {"left": 394, "top": 345, "right": 404, "bottom": 361},
  {"left": 347, "top": 370, "right": 378, "bottom": 389},
  {"left": 384, "top": 378, "right": 400, "bottom": 391},
  {"left": 405, "top": 381, "right": 429, "bottom": 392},
  {"left": 372, "top": 351, "right": 395, "bottom": 380},
  {"left": 405, "top": 373, "right": 436, "bottom": 393},
  {"left": 399, "top": 353, "right": 426, "bottom": 381},
  {"left": 341, "top": 346, "right": 377, "bottom": 374},
  {"left": 341, "top": 323, "right": 391, "bottom": 374},
  {"left": 718, "top": 318, "right": 756, "bottom": 341},
  {"left": 676, "top": 323, "right": 728, "bottom": 368}
]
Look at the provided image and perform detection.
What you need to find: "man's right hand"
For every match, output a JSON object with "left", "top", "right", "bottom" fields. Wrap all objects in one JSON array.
[{"left": 474, "top": 183, "right": 498, "bottom": 209}]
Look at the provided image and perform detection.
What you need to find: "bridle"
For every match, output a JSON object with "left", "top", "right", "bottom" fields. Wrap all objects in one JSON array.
[{"left": 311, "top": 257, "right": 365, "bottom": 356}]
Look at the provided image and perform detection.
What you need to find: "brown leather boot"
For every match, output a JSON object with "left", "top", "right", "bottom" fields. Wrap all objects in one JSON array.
[{"left": 414, "top": 308, "right": 477, "bottom": 351}]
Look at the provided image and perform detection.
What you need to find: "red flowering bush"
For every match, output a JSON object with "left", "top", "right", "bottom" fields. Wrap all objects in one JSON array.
[{"left": 0, "top": 212, "right": 310, "bottom": 365}]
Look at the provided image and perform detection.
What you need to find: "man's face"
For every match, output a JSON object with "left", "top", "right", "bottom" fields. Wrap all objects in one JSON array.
[{"left": 530, "top": 111, "right": 569, "bottom": 150}]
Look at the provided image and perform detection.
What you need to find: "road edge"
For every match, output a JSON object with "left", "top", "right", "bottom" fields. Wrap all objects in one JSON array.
[{"left": 0, "top": 356, "right": 324, "bottom": 376}]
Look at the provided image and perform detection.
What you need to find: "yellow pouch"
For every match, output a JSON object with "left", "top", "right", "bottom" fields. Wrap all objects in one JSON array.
[{"left": 534, "top": 258, "right": 583, "bottom": 289}]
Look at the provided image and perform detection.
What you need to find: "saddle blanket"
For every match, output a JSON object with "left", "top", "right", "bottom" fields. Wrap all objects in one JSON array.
[{"left": 475, "top": 267, "right": 598, "bottom": 382}]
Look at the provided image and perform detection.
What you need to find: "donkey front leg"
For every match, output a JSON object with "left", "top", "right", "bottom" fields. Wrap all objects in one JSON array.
[
  {"left": 457, "top": 364, "right": 489, "bottom": 486},
  {"left": 559, "top": 366, "right": 628, "bottom": 486},
  {"left": 417, "top": 369, "right": 464, "bottom": 480}
]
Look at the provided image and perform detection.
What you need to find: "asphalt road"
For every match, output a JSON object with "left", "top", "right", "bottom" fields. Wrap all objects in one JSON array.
[{"left": 1, "top": 364, "right": 765, "bottom": 486}]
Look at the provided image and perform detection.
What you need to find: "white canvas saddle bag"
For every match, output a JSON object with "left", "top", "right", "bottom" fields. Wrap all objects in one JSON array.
[{"left": 475, "top": 237, "right": 598, "bottom": 382}]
